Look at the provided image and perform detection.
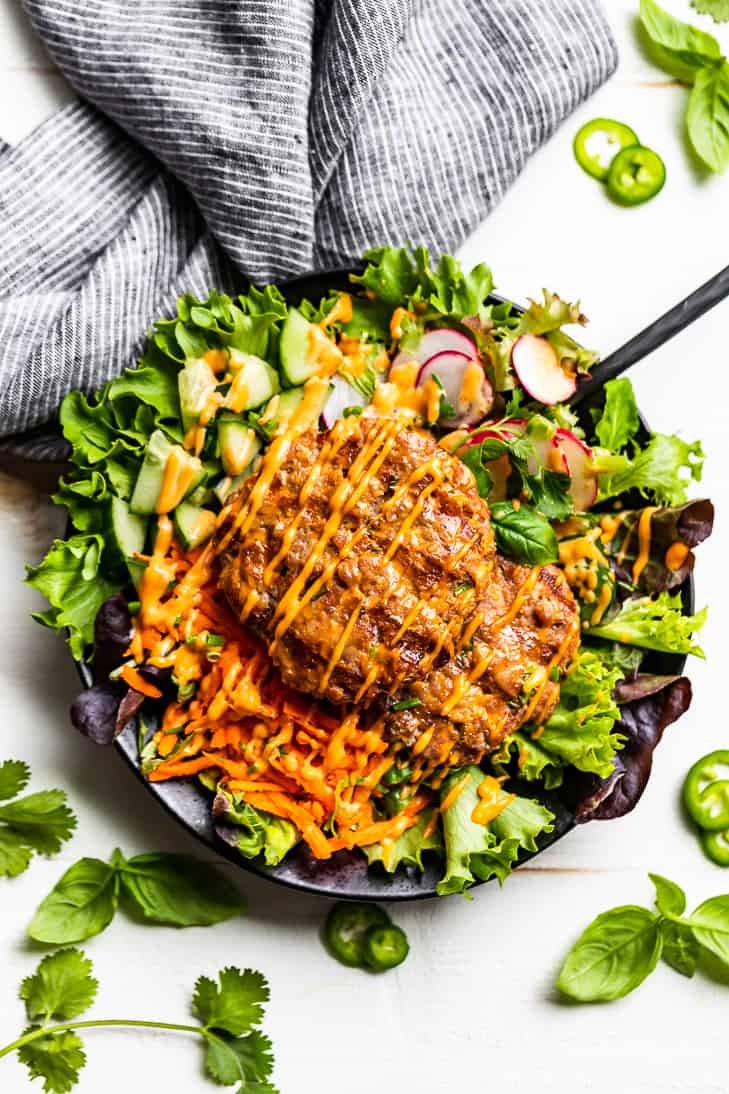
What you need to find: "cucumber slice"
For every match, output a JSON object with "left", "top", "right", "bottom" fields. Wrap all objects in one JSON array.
[
  {"left": 173, "top": 502, "right": 217, "bottom": 550},
  {"left": 213, "top": 465, "right": 257, "bottom": 506},
  {"left": 186, "top": 484, "right": 215, "bottom": 507},
  {"left": 218, "top": 416, "right": 262, "bottom": 476},
  {"left": 126, "top": 557, "right": 147, "bottom": 593},
  {"left": 178, "top": 358, "right": 218, "bottom": 434},
  {"left": 107, "top": 496, "right": 148, "bottom": 574},
  {"left": 279, "top": 307, "right": 325, "bottom": 386},
  {"left": 226, "top": 350, "right": 279, "bottom": 411},
  {"left": 130, "top": 429, "right": 201, "bottom": 515},
  {"left": 184, "top": 458, "right": 221, "bottom": 499},
  {"left": 275, "top": 387, "right": 305, "bottom": 419}
]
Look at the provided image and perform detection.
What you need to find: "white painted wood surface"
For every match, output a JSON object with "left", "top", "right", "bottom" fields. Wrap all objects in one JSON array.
[{"left": 1, "top": 2, "right": 728, "bottom": 1091}]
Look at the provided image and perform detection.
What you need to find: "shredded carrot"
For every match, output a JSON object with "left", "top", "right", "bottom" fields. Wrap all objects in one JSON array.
[
  {"left": 135, "top": 534, "right": 445, "bottom": 859},
  {"left": 120, "top": 665, "right": 162, "bottom": 699}
]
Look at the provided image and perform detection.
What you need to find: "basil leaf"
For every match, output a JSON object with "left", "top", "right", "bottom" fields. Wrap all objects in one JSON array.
[
  {"left": 649, "top": 872, "right": 687, "bottom": 917},
  {"left": 28, "top": 858, "right": 120, "bottom": 944},
  {"left": 660, "top": 919, "right": 699, "bottom": 977},
  {"left": 557, "top": 905, "right": 662, "bottom": 1002},
  {"left": 639, "top": 0, "right": 723, "bottom": 84},
  {"left": 119, "top": 853, "right": 245, "bottom": 926},
  {"left": 684, "top": 894, "right": 729, "bottom": 964},
  {"left": 687, "top": 62, "right": 729, "bottom": 172},
  {"left": 490, "top": 502, "right": 558, "bottom": 565}
]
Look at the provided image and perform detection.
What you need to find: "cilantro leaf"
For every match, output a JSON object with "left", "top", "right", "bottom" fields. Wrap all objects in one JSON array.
[
  {"left": 0, "top": 759, "right": 30, "bottom": 801},
  {"left": 0, "top": 830, "right": 33, "bottom": 877},
  {"left": 692, "top": 0, "right": 729, "bottom": 22},
  {"left": 204, "top": 1028, "right": 275, "bottom": 1091},
  {"left": 192, "top": 968, "right": 269, "bottom": 1036},
  {"left": 0, "top": 790, "right": 77, "bottom": 855},
  {"left": 21, "top": 950, "right": 98, "bottom": 1024},
  {"left": 18, "top": 1030, "right": 86, "bottom": 1094}
]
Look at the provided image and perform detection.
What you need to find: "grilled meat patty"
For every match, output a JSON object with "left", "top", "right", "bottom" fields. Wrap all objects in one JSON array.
[
  {"left": 215, "top": 416, "right": 580, "bottom": 764},
  {"left": 383, "top": 555, "right": 581, "bottom": 764},
  {"left": 216, "top": 416, "right": 497, "bottom": 705}
]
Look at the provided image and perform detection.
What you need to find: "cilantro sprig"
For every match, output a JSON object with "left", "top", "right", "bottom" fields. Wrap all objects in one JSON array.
[
  {"left": 0, "top": 950, "right": 277, "bottom": 1094},
  {"left": 0, "top": 761, "right": 76, "bottom": 878}
]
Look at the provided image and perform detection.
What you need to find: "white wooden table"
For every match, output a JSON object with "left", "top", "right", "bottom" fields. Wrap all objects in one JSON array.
[{"left": 1, "top": 2, "right": 728, "bottom": 1092}]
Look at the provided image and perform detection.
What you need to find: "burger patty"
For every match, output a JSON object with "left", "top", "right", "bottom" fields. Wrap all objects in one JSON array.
[
  {"left": 216, "top": 416, "right": 497, "bottom": 705},
  {"left": 383, "top": 555, "right": 581, "bottom": 764},
  {"left": 214, "top": 416, "right": 580, "bottom": 765}
]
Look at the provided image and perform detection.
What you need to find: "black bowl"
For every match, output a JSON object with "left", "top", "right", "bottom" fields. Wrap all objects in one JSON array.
[{"left": 76, "top": 268, "right": 693, "bottom": 900}]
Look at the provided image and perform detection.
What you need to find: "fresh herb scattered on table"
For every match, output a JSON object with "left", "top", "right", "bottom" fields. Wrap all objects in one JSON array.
[
  {"left": 0, "top": 949, "right": 278, "bottom": 1093},
  {"left": 0, "top": 760, "right": 76, "bottom": 879},
  {"left": 28, "top": 848, "right": 246, "bottom": 944},
  {"left": 557, "top": 873, "right": 729, "bottom": 1001},
  {"left": 640, "top": 0, "right": 729, "bottom": 172}
]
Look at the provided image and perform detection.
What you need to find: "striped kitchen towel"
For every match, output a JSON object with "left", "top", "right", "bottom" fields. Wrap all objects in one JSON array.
[{"left": 0, "top": 0, "right": 617, "bottom": 449}]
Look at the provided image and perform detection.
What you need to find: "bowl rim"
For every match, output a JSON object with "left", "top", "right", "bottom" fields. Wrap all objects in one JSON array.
[{"left": 72, "top": 267, "right": 694, "bottom": 901}]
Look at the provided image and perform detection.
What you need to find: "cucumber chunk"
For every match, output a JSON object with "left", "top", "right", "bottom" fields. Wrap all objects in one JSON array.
[
  {"left": 213, "top": 466, "right": 257, "bottom": 506},
  {"left": 130, "top": 429, "right": 201, "bottom": 515},
  {"left": 108, "top": 496, "right": 148, "bottom": 576},
  {"left": 218, "top": 415, "right": 262, "bottom": 475},
  {"left": 279, "top": 307, "right": 330, "bottom": 386},
  {"left": 126, "top": 557, "right": 147, "bottom": 593},
  {"left": 226, "top": 350, "right": 279, "bottom": 411},
  {"left": 178, "top": 357, "right": 218, "bottom": 434},
  {"left": 265, "top": 383, "right": 331, "bottom": 432},
  {"left": 184, "top": 458, "right": 221, "bottom": 500},
  {"left": 173, "top": 502, "right": 217, "bottom": 550}
]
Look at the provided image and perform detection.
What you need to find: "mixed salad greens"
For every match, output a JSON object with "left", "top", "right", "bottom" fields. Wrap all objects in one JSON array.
[{"left": 26, "top": 245, "right": 712, "bottom": 896}]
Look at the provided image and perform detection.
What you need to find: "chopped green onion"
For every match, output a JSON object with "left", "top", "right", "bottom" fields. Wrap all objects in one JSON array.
[
  {"left": 343, "top": 406, "right": 363, "bottom": 417},
  {"left": 205, "top": 633, "right": 225, "bottom": 647},
  {"left": 454, "top": 581, "right": 473, "bottom": 596},
  {"left": 391, "top": 698, "right": 422, "bottom": 712},
  {"left": 126, "top": 600, "right": 141, "bottom": 615}
]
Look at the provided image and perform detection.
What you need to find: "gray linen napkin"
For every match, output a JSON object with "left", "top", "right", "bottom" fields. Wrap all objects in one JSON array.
[{"left": 0, "top": 0, "right": 617, "bottom": 449}]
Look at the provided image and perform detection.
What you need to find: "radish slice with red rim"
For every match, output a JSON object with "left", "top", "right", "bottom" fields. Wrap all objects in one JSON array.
[
  {"left": 321, "top": 375, "right": 367, "bottom": 428},
  {"left": 555, "top": 428, "right": 598, "bottom": 510},
  {"left": 390, "top": 327, "right": 476, "bottom": 372},
  {"left": 511, "top": 333, "right": 576, "bottom": 404},
  {"left": 418, "top": 351, "right": 494, "bottom": 427}
]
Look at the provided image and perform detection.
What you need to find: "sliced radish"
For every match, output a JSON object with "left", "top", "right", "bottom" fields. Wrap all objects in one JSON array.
[
  {"left": 555, "top": 428, "right": 598, "bottom": 511},
  {"left": 511, "top": 334, "right": 576, "bottom": 404},
  {"left": 417, "top": 351, "right": 494, "bottom": 427},
  {"left": 467, "top": 418, "right": 567, "bottom": 476},
  {"left": 390, "top": 327, "right": 476, "bottom": 372},
  {"left": 321, "top": 375, "right": 367, "bottom": 428}
]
